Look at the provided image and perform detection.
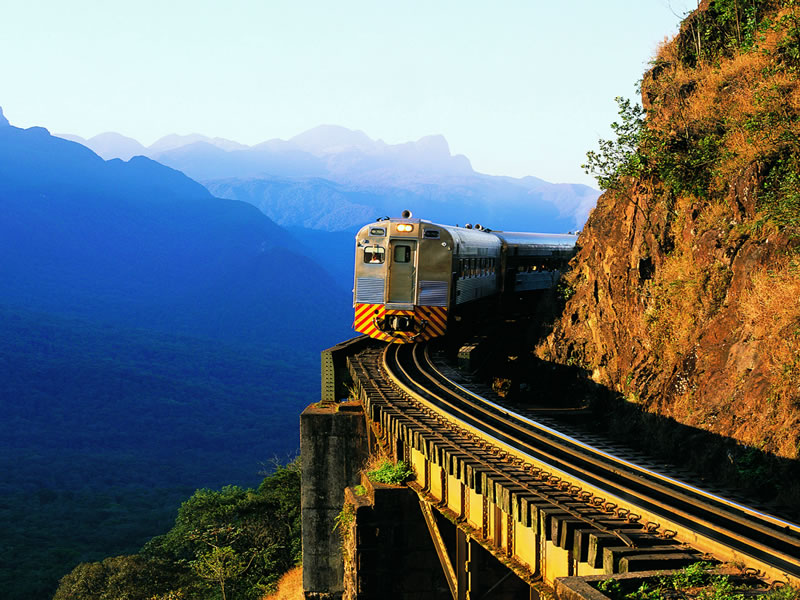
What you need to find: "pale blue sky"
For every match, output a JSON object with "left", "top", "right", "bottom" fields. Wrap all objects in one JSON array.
[{"left": 1, "top": 1, "right": 696, "bottom": 186}]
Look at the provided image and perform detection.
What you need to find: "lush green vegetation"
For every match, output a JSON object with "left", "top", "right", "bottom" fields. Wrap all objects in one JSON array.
[
  {"left": 596, "top": 562, "right": 799, "bottom": 600},
  {"left": 582, "top": 97, "right": 646, "bottom": 191},
  {"left": 583, "top": 0, "right": 800, "bottom": 235},
  {"left": 366, "top": 460, "right": 414, "bottom": 485},
  {"left": 0, "top": 486, "right": 193, "bottom": 600},
  {"left": 52, "top": 460, "right": 301, "bottom": 600},
  {"left": 0, "top": 306, "right": 316, "bottom": 600}
]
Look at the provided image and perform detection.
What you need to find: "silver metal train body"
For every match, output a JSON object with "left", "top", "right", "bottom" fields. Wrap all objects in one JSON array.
[{"left": 353, "top": 212, "right": 577, "bottom": 343}]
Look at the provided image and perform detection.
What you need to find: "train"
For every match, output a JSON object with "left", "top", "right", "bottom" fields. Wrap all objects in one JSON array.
[{"left": 352, "top": 211, "right": 578, "bottom": 343}]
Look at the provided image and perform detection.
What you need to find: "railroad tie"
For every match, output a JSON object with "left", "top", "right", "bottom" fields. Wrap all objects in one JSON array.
[
  {"left": 586, "top": 528, "right": 647, "bottom": 569},
  {"left": 618, "top": 552, "right": 705, "bottom": 574}
]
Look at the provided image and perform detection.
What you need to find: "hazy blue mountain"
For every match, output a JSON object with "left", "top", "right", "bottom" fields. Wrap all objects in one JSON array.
[
  {"left": 206, "top": 177, "right": 376, "bottom": 230},
  {"left": 153, "top": 126, "right": 475, "bottom": 184},
  {"left": 1, "top": 114, "right": 355, "bottom": 599},
  {"left": 205, "top": 173, "right": 596, "bottom": 233},
  {"left": 56, "top": 124, "right": 600, "bottom": 231},
  {"left": 289, "top": 124, "right": 377, "bottom": 154},
  {"left": 57, "top": 131, "right": 249, "bottom": 162},
  {"left": 288, "top": 126, "right": 474, "bottom": 181},
  {"left": 0, "top": 106, "right": 9, "bottom": 127},
  {"left": 55, "top": 131, "right": 148, "bottom": 160},
  {"left": 287, "top": 226, "right": 359, "bottom": 286},
  {"left": 148, "top": 132, "right": 248, "bottom": 153},
  {"left": 149, "top": 140, "right": 329, "bottom": 180},
  {"left": 0, "top": 121, "right": 351, "bottom": 351}
]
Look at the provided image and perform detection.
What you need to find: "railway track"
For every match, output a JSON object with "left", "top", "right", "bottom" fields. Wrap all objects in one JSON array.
[{"left": 353, "top": 340, "right": 800, "bottom": 583}]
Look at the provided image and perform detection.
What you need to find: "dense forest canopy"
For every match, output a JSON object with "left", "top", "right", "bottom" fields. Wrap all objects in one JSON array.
[{"left": 52, "top": 461, "right": 301, "bottom": 600}]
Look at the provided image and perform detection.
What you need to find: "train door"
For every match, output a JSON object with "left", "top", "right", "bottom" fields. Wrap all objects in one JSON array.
[{"left": 388, "top": 240, "right": 417, "bottom": 303}]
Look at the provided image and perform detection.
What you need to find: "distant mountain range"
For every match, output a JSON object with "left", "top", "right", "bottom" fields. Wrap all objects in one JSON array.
[
  {"left": 1, "top": 114, "right": 351, "bottom": 351},
  {"left": 59, "top": 125, "right": 600, "bottom": 233},
  {"left": 1, "top": 107, "right": 362, "bottom": 599}
]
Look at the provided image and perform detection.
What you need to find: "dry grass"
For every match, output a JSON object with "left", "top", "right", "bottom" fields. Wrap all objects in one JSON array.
[
  {"left": 653, "top": 33, "right": 679, "bottom": 64},
  {"left": 261, "top": 566, "right": 303, "bottom": 600},
  {"left": 365, "top": 452, "right": 389, "bottom": 473},
  {"left": 643, "top": 252, "right": 701, "bottom": 362},
  {"left": 740, "top": 258, "right": 800, "bottom": 330},
  {"left": 642, "top": 215, "right": 733, "bottom": 369},
  {"left": 739, "top": 258, "right": 800, "bottom": 458},
  {"left": 695, "top": 197, "right": 734, "bottom": 232},
  {"left": 644, "top": 6, "right": 800, "bottom": 203}
]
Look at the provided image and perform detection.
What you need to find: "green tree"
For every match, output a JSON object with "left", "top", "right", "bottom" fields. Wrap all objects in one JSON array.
[
  {"left": 583, "top": 97, "right": 646, "bottom": 190},
  {"left": 53, "top": 555, "right": 171, "bottom": 600},
  {"left": 143, "top": 459, "right": 302, "bottom": 598},
  {"left": 54, "top": 459, "right": 302, "bottom": 600},
  {"left": 191, "top": 545, "right": 251, "bottom": 600}
]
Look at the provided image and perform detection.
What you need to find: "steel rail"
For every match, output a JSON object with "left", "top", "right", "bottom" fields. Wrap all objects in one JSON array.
[
  {"left": 416, "top": 343, "right": 800, "bottom": 547},
  {"left": 410, "top": 343, "right": 800, "bottom": 575},
  {"left": 384, "top": 342, "right": 800, "bottom": 580},
  {"left": 381, "top": 343, "right": 641, "bottom": 548},
  {"left": 424, "top": 346, "right": 800, "bottom": 538}
]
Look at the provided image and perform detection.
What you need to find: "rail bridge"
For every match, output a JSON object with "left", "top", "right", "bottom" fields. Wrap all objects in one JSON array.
[{"left": 301, "top": 337, "right": 800, "bottom": 600}]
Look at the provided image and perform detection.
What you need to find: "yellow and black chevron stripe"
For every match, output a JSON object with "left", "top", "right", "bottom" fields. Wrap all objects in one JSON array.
[{"left": 353, "top": 303, "right": 448, "bottom": 343}]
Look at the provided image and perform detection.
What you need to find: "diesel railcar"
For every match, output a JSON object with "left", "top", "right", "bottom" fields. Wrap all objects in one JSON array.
[{"left": 353, "top": 212, "right": 578, "bottom": 343}]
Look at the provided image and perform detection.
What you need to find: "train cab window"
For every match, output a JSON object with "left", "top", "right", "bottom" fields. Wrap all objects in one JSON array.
[
  {"left": 394, "top": 245, "right": 412, "bottom": 263},
  {"left": 364, "top": 246, "right": 385, "bottom": 264}
]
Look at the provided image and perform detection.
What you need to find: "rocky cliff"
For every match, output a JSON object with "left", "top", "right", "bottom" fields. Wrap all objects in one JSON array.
[{"left": 538, "top": 0, "right": 800, "bottom": 468}]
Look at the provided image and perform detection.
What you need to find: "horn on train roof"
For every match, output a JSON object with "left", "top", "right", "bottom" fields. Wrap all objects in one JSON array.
[{"left": 401, "top": 209, "right": 413, "bottom": 218}]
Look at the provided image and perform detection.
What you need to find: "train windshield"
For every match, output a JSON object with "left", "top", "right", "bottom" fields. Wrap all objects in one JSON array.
[{"left": 364, "top": 246, "right": 385, "bottom": 264}]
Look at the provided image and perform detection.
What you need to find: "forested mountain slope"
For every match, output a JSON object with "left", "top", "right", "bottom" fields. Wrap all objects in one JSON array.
[
  {"left": 0, "top": 118, "right": 350, "bottom": 599},
  {"left": 0, "top": 120, "right": 351, "bottom": 351}
]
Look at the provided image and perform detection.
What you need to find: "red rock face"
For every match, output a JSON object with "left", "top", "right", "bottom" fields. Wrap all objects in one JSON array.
[
  {"left": 539, "top": 2, "right": 800, "bottom": 461},
  {"left": 541, "top": 174, "right": 800, "bottom": 460}
]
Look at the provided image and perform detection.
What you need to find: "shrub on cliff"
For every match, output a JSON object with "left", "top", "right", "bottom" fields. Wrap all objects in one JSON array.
[
  {"left": 53, "top": 460, "right": 301, "bottom": 600},
  {"left": 367, "top": 459, "right": 414, "bottom": 484}
]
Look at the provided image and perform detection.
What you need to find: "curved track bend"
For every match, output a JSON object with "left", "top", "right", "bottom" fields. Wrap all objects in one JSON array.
[{"left": 382, "top": 342, "right": 800, "bottom": 583}]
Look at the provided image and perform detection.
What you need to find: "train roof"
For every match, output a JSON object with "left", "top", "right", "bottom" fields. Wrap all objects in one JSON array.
[
  {"left": 357, "top": 216, "right": 578, "bottom": 250},
  {"left": 491, "top": 231, "right": 579, "bottom": 249}
]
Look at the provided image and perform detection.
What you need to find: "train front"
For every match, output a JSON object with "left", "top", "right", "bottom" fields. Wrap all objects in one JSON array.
[{"left": 352, "top": 213, "right": 451, "bottom": 343}]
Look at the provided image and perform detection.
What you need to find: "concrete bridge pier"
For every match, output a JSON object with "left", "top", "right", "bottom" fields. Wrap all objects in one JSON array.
[{"left": 301, "top": 401, "right": 370, "bottom": 600}]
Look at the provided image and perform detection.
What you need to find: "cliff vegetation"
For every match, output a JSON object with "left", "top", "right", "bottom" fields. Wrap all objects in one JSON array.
[
  {"left": 539, "top": 0, "right": 800, "bottom": 498},
  {"left": 52, "top": 461, "right": 301, "bottom": 600}
]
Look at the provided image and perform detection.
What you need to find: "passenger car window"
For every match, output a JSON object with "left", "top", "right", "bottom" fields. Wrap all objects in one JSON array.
[
  {"left": 364, "top": 246, "right": 385, "bottom": 264},
  {"left": 394, "top": 245, "right": 411, "bottom": 263}
]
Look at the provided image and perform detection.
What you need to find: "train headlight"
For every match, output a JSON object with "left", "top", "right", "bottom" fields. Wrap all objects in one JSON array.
[{"left": 396, "top": 224, "right": 414, "bottom": 233}]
